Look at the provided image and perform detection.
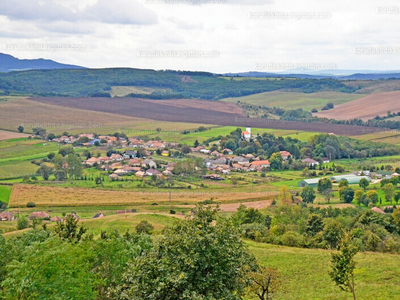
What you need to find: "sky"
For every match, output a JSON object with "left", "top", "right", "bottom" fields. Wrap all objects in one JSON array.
[{"left": 1, "top": 0, "right": 400, "bottom": 73}]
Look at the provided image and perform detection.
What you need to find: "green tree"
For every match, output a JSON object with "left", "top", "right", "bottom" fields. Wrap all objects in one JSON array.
[
  {"left": 340, "top": 187, "right": 355, "bottom": 204},
  {"left": 329, "top": 235, "right": 358, "bottom": 300},
  {"left": 323, "top": 219, "right": 344, "bottom": 249},
  {"left": 17, "top": 126, "right": 24, "bottom": 133},
  {"left": 1, "top": 237, "right": 97, "bottom": 300},
  {"left": 354, "top": 189, "right": 364, "bottom": 206},
  {"left": 53, "top": 154, "right": 64, "bottom": 170},
  {"left": 193, "top": 139, "right": 199, "bottom": 148},
  {"left": 306, "top": 214, "right": 324, "bottom": 236},
  {"left": 47, "top": 133, "right": 55, "bottom": 140},
  {"left": 300, "top": 186, "right": 316, "bottom": 204},
  {"left": 317, "top": 178, "right": 332, "bottom": 194},
  {"left": 338, "top": 180, "right": 349, "bottom": 188},
  {"left": 181, "top": 144, "right": 191, "bottom": 155},
  {"left": 53, "top": 215, "right": 86, "bottom": 242},
  {"left": 359, "top": 178, "right": 369, "bottom": 191},
  {"left": 366, "top": 190, "right": 378, "bottom": 205},
  {"left": 394, "top": 192, "right": 400, "bottom": 205},
  {"left": 66, "top": 154, "right": 83, "bottom": 179},
  {"left": 269, "top": 152, "right": 283, "bottom": 170},
  {"left": 37, "top": 163, "right": 52, "bottom": 180},
  {"left": 115, "top": 205, "right": 256, "bottom": 300},
  {"left": 382, "top": 183, "right": 395, "bottom": 204},
  {"left": 17, "top": 217, "right": 29, "bottom": 230},
  {"left": 135, "top": 221, "right": 154, "bottom": 234}
]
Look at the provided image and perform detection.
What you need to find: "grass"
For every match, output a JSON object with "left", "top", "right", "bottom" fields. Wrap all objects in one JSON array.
[
  {"left": 0, "top": 185, "right": 12, "bottom": 203},
  {"left": 247, "top": 241, "right": 400, "bottom": 300},
  {"left": 145, "top": 126, "right": 318, "bottom": 145},
  {"left": 352, "top": 131, "right": 400, "bottom": 145},
  {"left": 222, "top": 91, "right": 365, "bottom": 112}
]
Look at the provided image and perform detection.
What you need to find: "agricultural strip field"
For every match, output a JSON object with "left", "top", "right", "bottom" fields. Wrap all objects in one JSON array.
[
  {"left": 0, "top": 98, "right": 211, "bottom": 135},
  {"left": 315, "top": 91, "right": 400, "bottom": 120},
  {"left": 29, "top": 97, "right": 383, "bottom": 136},
  {"left": 0, "top": 130, "right": 29, "bottom": 141},
  {"left": 222, "top": 91, "right": 365, "bottom": 112},
  {"left": 352, "top": 131, "right": 400, "bottom": 145},
  {"left": 249, "top": 242, "right": 400, "bottom": 300},
  {"left": 8, "top": 184, "right": 279, "bottom": 208}
]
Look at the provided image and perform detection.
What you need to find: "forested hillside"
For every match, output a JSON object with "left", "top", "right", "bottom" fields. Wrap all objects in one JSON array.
[{"left": 0, "top": 68, "right": 357, "bottom": 99}]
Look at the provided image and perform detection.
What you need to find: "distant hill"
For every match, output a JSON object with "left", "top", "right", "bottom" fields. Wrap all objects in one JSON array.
[
  {"left": 224, "top": 70, "right": 400, "bottom": 80},
  {"left": 0, "top": 53, "right": 85, "bottom": 72}
]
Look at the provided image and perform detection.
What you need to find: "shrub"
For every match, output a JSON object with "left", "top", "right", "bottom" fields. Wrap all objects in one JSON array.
[
  {"left": 280, "top": 231, "right": 303, "bottom": 247},
  {"left": 241, "top": 223, "right": 268, "bottom": 241},
  {"left": 135, "top": 221, "right": 154, "bottom": 234},
  {"left": 169, "top": 210, "right": 176, "bottom": 214},
  {"left": 17, "top": 217, "right": 29, "bottom": 230},
  {"left": 151, "top": 203, "right": 158, "bottom": 206},
  {"left": 26, "top": 202, "right": 36, "bottom": 208}
]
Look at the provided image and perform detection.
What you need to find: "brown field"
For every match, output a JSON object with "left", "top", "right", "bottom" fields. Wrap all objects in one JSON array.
[
  {"left": 8, "top": 184, "right": 279, "bottom": 208},
  {"left": 0, "top": 130, "right": 29, "bottom": 141},
  {"left": 29, "top": 97, "right": 383, "bottom": 135},
  {"left": 0, "top": 98, "right": 210, "bottom": 134},
  {"left": 315, "top": 91, "right": 400, "bottom": 121}
]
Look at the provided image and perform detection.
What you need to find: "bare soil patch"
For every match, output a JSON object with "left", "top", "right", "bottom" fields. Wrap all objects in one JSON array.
[
  {"left": 219, "top": 200, "right": 273, "bottom": 212},
  {"left": 315, "top": 91, "right": 400, "bottom": 121},
  {"left": 0, "top": 130, "right": 29, "bottom": 141},
  {"left": 29, "top": 97, "right": 383, "bottom": 135}
]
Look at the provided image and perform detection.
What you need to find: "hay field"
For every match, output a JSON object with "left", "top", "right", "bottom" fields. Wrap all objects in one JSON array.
[
  {"left": 8, "top": 184, "right": 279, "bottom": 208},
  {"left": 222, "top": 91, "right": 365, "bottom": 111},
  {"left": 315, "top": 91, "right": 400, "bottom": 121},
  {"left": 111, "top": 86, "right": 172, "bottom": 97}
]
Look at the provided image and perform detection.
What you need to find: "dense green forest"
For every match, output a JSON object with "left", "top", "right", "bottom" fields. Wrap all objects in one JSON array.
[{"left": 0, "top": 68, "right": 357, "bottom": 99}]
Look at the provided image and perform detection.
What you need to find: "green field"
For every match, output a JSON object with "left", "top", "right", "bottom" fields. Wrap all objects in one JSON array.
[
  {"left": 142, "top": 126, "right": 318, "bottom": 145},
  {"left": 249, "top": 241, "right": 400, "bottom": 300},
  {"left": 0, "top": 185, "right": 12, "bottom": 203},
  {"left": 222, "top": 91, "right": 365, "bottom": 112}
]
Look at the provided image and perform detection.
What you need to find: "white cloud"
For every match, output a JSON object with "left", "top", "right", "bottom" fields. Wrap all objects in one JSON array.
[
  {"left": 0, "top": 0, "right": 157, "bottom": 25},
  {"left": 1, "top": 0, "right": 400, "bottom": 72}
]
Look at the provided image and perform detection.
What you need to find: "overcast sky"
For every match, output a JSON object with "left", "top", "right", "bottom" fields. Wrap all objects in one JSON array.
[{"left": 1, "top": 0, "right": 400, "bottom": 73}]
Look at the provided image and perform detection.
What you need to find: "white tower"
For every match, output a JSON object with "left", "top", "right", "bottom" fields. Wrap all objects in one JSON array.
[{"left": 246, "top": 127, "right": 251, "bottom": 135}]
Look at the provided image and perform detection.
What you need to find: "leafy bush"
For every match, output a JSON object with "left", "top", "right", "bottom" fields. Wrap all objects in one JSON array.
[
  {"left": 26, "top": 202, "right": 36, "bottom": 208},
  {"left": 135, "top": 221, "right": 154, "bottom": 235},
  {"left": 17, "top": 217, "right": 29, "bottom": 230}
]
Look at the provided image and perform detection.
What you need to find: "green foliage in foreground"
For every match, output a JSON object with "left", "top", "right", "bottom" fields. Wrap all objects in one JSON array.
[
  {"left": 116, "top": 205, "right": 257, "bottom": 300},
  {"left": 0, "top": 205, "right": 259, "bottom": 300}
]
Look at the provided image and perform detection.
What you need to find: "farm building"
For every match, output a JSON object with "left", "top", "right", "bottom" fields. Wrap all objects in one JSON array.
[
  {"left": 298, "top": 178, "right": 321, "bottom": 188},
  {"left": 0, "top": 211, "right": 15, "bottom": 221},
  {"left": 330, "top": 175, "right": 370, "bottom": 184},
  {"left": 50, "top": 216, "right": 62, "bottom": 222},
  {"left": 28, "top": 212, "right": 50, "bottom": 220}
]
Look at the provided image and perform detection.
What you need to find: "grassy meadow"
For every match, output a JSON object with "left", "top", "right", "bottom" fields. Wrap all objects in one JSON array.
[
  {"left": 248, "top": 241, "right": 400, "bottom": 300},
  {"left": 222, "top": 91, "right": 365, "bottom": 112}
]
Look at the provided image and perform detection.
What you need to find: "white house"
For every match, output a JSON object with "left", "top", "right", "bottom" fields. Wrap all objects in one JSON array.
[{"left": 241, "top": 127, "right": 251, "bottom": 141}]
